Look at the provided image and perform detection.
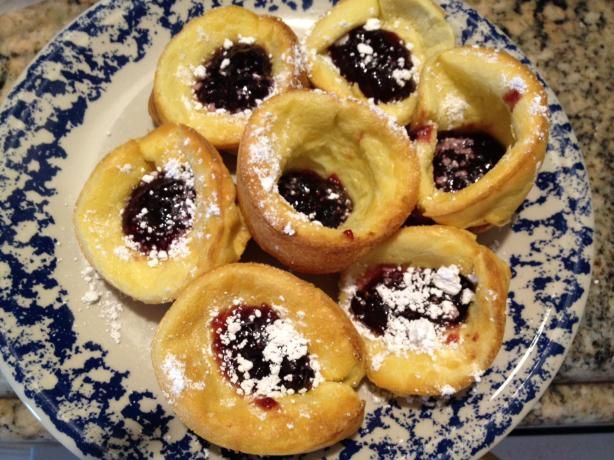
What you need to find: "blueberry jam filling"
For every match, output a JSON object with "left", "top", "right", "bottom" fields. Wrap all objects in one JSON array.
[
  {"left": 193, "top": 42, "right": 273, "bottom": 113},
  {"left": 278, "top": 170, "right": 353, "bottom": 228},
  {"left": 433, "top": 131, "right": 506, "bottom": 192},
  {"left": 329, "top": 26, "right": 416, "bottom": 103},
  {"left": 350, "top": 264, "right": 475, "bottom": 336},
  {"left": 122, "top": 166, "right": 196, "bottom": 253},
  {"left": 212, "top": 305, "right": 317, "bottom": 399}
]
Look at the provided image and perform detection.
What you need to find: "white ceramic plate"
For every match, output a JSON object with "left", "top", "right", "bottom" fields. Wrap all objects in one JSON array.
[{"left": 0, "top": 1, "right": 593, "bottom": 458}]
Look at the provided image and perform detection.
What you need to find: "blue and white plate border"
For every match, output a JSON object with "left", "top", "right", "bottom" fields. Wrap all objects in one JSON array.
[{"left": 0, "top": 0, "right": 593, "bottom": 459}]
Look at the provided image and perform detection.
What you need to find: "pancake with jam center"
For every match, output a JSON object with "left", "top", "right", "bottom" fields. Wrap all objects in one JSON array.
[
  {"left": 149, "top": 5, "right": 306, "bottom": 151},
  {"left": 151, "top": 263, "right": 366, "bottom": 455},
  {"left": 339, "top": 226, "right": 509, "bottom": 396},
  {"left": 409, "top": 46, "right": 549, "bottom": 230},
  {"left": 74, "top": 124, "right": 249, "bottom": 304},
  {"left": 237, "top": 90, "right": 420, "bottom": 274},
  {"left": 305, "top": 0, "right": 455, "bottom": 125}
]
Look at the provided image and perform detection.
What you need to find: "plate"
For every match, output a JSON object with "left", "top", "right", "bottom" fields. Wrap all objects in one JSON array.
[{"left": 0, "top": 1, "right": 593, "bottom": 458}]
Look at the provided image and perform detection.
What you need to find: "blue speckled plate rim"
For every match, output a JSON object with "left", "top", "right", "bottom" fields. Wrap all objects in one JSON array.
[{"left": 0, "top": 0, "right": 594, "bottom": 458}]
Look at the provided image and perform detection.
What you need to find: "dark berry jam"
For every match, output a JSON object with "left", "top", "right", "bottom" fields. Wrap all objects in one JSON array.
[
  {"left": 278, "top": 170, "right": 353, "bottom": 228},
  {"left": 254, "top": 397, "right": 279, "bottom": 410},
  {"left": 343, "top": 229, "right": 355, "bottom": 240},
  {"left": 193, "top": 42, "right": 273, "bottom": 113},
  {"left": 503, "top": 89, "right": 522, "bottom": 109},
  {"left": 212, "top": 305, "right": 316, "bottom": 396},
  {"left": 329, "top": 26, "right": 416, "bottom": 103},
  {"left": 408, "top": 124, "right": 434, "bottom": 142},
  {"left": 122, "top": 171, "right": 195, "bottom": 253},
  {"left": 433, "top": 131, "right": 506, "bottom": 192},
  {"left": 350, "top": 265, "right": 475, "bottom": 336}
]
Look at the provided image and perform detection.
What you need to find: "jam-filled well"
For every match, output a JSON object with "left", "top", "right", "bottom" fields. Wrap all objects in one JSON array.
[
  {"left": 278, "top": 170, "right": 353, "bottom": 228},
  {"left": 212, "top": 305, "right": 317, "bottom": 398},
  {"left": 122, "top": 168, "right": 196, "bottom": 253},
  {"left": 194, "top": 42, "right": 273, "bottom": 113},
  {"left": 433, "top": 131, "right": 506, "bottom": 192},
  {"left": 329, "top": 26, "right": 416, "bottom": 103},
  {"left": 350, "top": 264, "right": 475, "bottom": 336}
]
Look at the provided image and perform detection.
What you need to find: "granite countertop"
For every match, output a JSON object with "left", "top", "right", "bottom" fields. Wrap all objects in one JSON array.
[
  {"left": 0, "top": 0, "right": 612, "bottom": 445},
  {"left": 466, "top": 0, "right": 613, "bottom": 383}
]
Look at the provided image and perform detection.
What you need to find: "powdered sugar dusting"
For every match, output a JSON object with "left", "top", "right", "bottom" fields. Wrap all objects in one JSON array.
[
  {"left": 375, "top": 266, "right": 468, "bottom": 322},
  {"left": 176, "top": 64, "right": 194, "bottom": 85},
  {"left": 365, "top": 98, "right": 409, "bottom": 140},
  {"left": 504, "top": 75, "right": 527, "bottom": 93},
  {"left": 215, "top": 306, "right": 323, "bottom": 398},
  {"left": 205, "top": 191, "right": 221, "bottom": 219},
  {"left": 117, "top": 163, "right": 133, "bottom": 174},
  {"left": 192, "top": 64, "right": 207, "bottom": 79},
  {"left": 245, "top": 114, "right": 286, "bottom": 226},
  {"left": 357, "top": 42, "right": 374, "bottom": 57},
  {"left": 161, "top": 353, "right": 206, "bottom": 403},
  {"left": 238, "top": 35, "right": 256, "bottom": 45},
  {"left": 342, "top": 265, "right": 476, "bottom": 360},
  {"left": 80, "top": 265, "right": 123, "bottom": 344},
  {"left": 251, "top": 139, "right": 278, "bottom": 192},
  {"left": 163, "top": 159, "right": 194, "bottom": 185},
  {"left": 184, "top": 36, "right": 300, "bottom": 114},
  {"left": 282, "top": 222, "right": 296, "bottom": 236},
  {"left": 440, "top": 384, "right": 456, "bottom": 396},
  {"left": 371, "top": 352, "right": 387, "bottom": 371},
  {"left": 529, "top": 94, "right": 548, "bottom": 116},
  {"left": 363, "top": 18, "right": 381, "bottom": 31},
  {"left": 441, "top": 93, "right": 470, "bottom": 124},
  {"left": 162, "top": 354, "right": 188, "bottom": 398},
  {"left": 392, "top": 67, "right": 415, "bottom": 88},
  {"left": 384, "top": 317, "right": 442, "bottom": 355},
  {"left": 81, "top": 284, "right": 101, "bottom": 305},
  {"left": 287, "top": 42, "right": 308, "bottom": 84}
]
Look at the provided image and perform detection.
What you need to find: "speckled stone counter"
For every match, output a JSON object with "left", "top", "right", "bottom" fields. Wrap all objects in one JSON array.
[
  {"left": 0, "top": 399, "right": 52, "bottom": 442},
  {"left": 465, "top": 0, "right": 613, "bottom": 384},
  {"left": 0, "top": 0, "right": 612, "bottom": 443}
]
